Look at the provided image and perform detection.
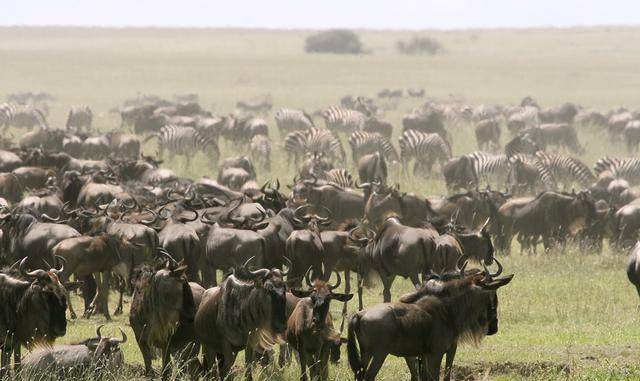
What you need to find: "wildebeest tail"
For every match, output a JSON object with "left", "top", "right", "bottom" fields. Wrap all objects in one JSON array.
[{"left": 347, "top": 313, "right": 364, "bottom": 380}]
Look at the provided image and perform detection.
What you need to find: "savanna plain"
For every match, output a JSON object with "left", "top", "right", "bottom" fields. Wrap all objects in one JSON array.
[{"left": 2, "top": 26, "right": 640, "bottom": 380}]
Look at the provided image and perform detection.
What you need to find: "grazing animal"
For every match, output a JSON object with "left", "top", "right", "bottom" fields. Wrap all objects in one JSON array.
[
  {"left": 146, "top": 125, "right": 220, "bottom": 168},
  {"left": 287, "top": 270, "right": 352, "bottom": 381},
  {"left": 475, "top": 118, "right": 501, "bottom": 151},
  {"left": 66, "top": 105, "right": 93, "bottom": 131},
  {"left": 20, "top": 325, "right": 126, "bottom": 375},
  {"left": 347, "top": 262, "right": 513, "bottom": 381},
  {"left": 275, "top": 108, "right": 315, "bottom": 135}
]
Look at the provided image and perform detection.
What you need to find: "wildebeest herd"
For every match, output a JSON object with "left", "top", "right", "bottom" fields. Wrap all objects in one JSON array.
[{"left": 0, "top": 91, "right": 640, "bottom": 380}]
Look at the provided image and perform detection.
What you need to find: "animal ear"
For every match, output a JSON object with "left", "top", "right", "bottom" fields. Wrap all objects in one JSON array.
[
  {"left": 482, "top": 274, "right": 514, "bottom": 290},
  {"left": 332, "top": 293, "right": 354, "bottom": 302},
  {"left": 290, "top": 289, "right": 313, "bottom": 298}
]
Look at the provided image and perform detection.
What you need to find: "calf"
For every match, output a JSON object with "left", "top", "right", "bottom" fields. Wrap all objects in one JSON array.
[
  {"left": 287, "top": 270, "right": 353, "bottom": 381},
  {"left": 21, "top": 325, "right": 126, "bottom": 375}
]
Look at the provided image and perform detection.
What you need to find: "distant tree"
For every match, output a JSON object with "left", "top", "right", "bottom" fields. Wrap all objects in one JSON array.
[
  {"left": 396, "top": 36, "right": 443, "bottom": 56},
  {"left": 305, "top": 29, "right": 365, "bottom": 54}
]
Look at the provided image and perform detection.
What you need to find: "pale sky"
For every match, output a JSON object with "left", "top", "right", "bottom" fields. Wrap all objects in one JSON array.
[{"left": 1, "top": 0, "right": 639, "bottom": 30}]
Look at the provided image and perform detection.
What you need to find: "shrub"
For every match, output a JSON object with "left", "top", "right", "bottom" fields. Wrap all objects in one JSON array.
[
  {"left": 305, "top": 29, "right": 364, "bottom": 54},
  {"left": 396, "top": 36, "right": 443, "bottom": 56}
]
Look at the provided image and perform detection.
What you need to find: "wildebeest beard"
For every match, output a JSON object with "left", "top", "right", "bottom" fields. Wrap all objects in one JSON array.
[
  {"left": 217, "top": 273, "right": 286, "bottom": 350},
  {"left": 16, "top": 273, "right": 68, "bottom": 346}
]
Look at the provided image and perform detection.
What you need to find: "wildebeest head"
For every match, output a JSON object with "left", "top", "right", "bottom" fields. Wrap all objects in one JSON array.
[
  {"left": 444, "top": 219, "right": 494, "bottom": 265},
  {"left": 80, "top": 325, "right": 127, "bottom": 366},
  {"left": 565, "top": 190, "right": 597, "bottom": 233},
  {"left": 291, "top": 269, "right": 353, "bottom": 330},
  {"left": 17, "top": 257, "right": 68, "bottom": 343},
  {"left": 251, "top": 179, "right": 287, "bottom": 213},
  {"left": 229, "top": 257, "right": 290, "bottom": 335},
  {"left": 293, "top": 204, "right": 332, "bottom": 233},
  {"left": 364, "top": 183, "right": 403, "bottom": 226}
]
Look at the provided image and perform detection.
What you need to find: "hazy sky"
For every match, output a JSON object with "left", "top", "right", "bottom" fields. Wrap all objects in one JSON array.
[{"left": 2, "top": 0, "right": 639, "bottom": 29}]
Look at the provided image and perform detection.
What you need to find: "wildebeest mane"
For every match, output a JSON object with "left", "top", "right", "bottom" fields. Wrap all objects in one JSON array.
[{"left": 217, "top": 273, "right": 280, "bottom": 349}]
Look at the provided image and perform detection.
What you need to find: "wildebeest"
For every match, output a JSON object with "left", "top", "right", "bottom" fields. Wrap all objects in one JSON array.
[
  {"left": 194, "top": 260, "right": 288, "bottom": 380},
  {"left": 624, "top": 120, "right": 640, "bottom": 154},
  {"left": 523, "top": 123, "right": 584, "bottom": 154},
  {"left": 130, "top": 257, "right": 203, "bottom": 377},
  {"left": 349, "top": 217, "right": 438, "bottom": 305},
  {"left": 287, "top": 270, "right": 352, "bottom": 381},
  {"left": 363, "top": 184, "right": 430, "bottom": 229},
  {"left": 627, "top": 242, "right": 640, "bottom": 298},
  {"left": 475, "top": 118, "right": 501, "bottom": 151},
  {"left": 0, "top": 258, "right": 68, "bottom": 377},
  {"left": 347, "top": 262, "right": 513, "bottom": 381},
  {"left": 20, "top": 325, "right": 126, "bottom": 375}
]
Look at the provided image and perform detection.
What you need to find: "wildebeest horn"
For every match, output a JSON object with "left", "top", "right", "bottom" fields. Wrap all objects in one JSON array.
[
  {"left": 96, "top": 324, "right": 105, "bottom": 339},
  {"left": 158, "top": 247, "right": 179, "bottom": 267},
  {"left": 304, "top": 267, "right": 313, "bottom": 288},
  {"left": 139, "top": 209, "right": 159, "bottom": 225},
  {"left": 41, "top": 213, "right": 60, "bottom": 222},
  {"left": 294, "top": 204, "right": 312, "bottom": 221},
  {"left": 260, "top": 180, "right": 270, "bottom": 193},
  {"left": 242, "top": 256, "right": 256, "bottom": 270},
  {"left": 316, "top": 205, "right": 332, "bottom": 221},
  {"left": 226, "top": 198, "right": 244, "bottom": 224},
  {"left": 456, "top": 254, "right": 469, "bottom": 273},
  {"left": 480, "top": 218, "right": 490, "bottom": 232},
  {"left": 19, "top": 257, "right": 46, "bottom": 278},
  {"left": 249, "top": 207, "right": 267, "bottom": 223},
  {"left": 52, "top": 255, "right": 66, "bottom": 276},
  {"left": 200, "top": 211, "right": 218, "bottom": 224},
  {"left": 180, "top": 205, "right": 199, "bottom": 222},
  {"left": 329, "top": 269, "right": 341, "bottom": 290},
  {"left": 280, "top": 256, "right": 292, "bottom": 277},
  {"left": 275, "top": 178, "right": 280, "bottom": 190},
  {"left": 354, "top": 180, "right": 370, "bottom": 189},
  {"left": 347, "top": 227, "right": 369, "bottom": 246},
  {"left": 487, "top": 257, "right": 503, "bottom": 278},
  {"left": 61, "top": 201, "right": 80, "bottom": 216},
  {"left": 111, "top": 327, "right": 128, "bottom": 344}
]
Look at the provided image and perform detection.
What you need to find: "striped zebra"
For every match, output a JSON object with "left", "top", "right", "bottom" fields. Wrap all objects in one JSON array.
[
  {"left": 398, "top": 129, "right": 451, "bottom": 175},
  {"left": 283, "top": 127, "right": 345, "bottom": 165},
  {"left": 468, "top": 151, "right": 510, "bottom": 189},
  {"left": 535, "top": 151, "right": 595, "bottom": 188},
  {"left": 0, "top": 103, "right": 48, "bottom": 131},
  {"left": 324, "top": 168, "right": 354, "bottom": 188},
  {"left": 249, "top": 134, "right": 271, "bottom": 171},
  {"left": 594, "top": 156, "right": 640, "bottom": 184},
  {"left": 274, "top": 108, "right": 315, "bottom": 135},
  {"left": 145, "top": 125, "right": 220, "bottom": 167},
  {"left": 323, "top": 106, "right": 366, "bottom": 134},
  {"left": 347, "top": 131, "right": 398, "bottom": 163},
  {"left": 66, "top": 104, "right": 93, "bottom": 131}
]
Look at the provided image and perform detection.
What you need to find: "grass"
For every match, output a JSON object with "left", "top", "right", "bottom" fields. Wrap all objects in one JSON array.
[{"left": 2, "top": 26, "right": 640, "bottom": 379}]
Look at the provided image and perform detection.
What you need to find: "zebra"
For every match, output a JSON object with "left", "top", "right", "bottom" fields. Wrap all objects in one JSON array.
[
  {"left": 468, "top": 151, "right": 510, "bottom": 189},
  {"left": 323, "top": 168, "right": 354, "bottom": 188},
  {"left": 347, "top": 131, "right": 398, "bottom": 163},
  {"left": 594, "top": 156, "right": 640, "bottom": 185},
  {"left": 323, "top": 106, "right": 366, "bottom": 134},
  {"left": 398, "top": 129, "right": 451, "bottom": 175},
  {"left": 249, "top": 134, "right": 271, "bottom": 171},
  {"left": 274, "top": 108, "right": 315, "bottom": 135},
  {"left": 535, "top": 151, "right": 595, "bottom": 189},
  {"left": 504, "top": 135, "right": 541, "bottom": 158},
  {"left": 66, "top": 104, "right": 93, "bottom": 131},
  {"left": 0, "top": 103, "right": 48, "bottom": 131},
  {"left": 145, "top": 125, "right": 220, "bottom": 167},
  {"left": 283, "top": 127, "right": 345, "bottom": 165}
]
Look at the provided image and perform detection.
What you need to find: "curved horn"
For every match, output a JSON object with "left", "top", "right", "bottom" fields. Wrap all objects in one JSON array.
[
  {"left": 242, "top": 256, "right": 256, "bottom": 270},
  {"left": 354, "top": 180, "right": 370, "bottom": 189},
  {"left": 304, "top": 267, "right": 313, "bottom": 288},
  {"left": 96, "top": 324, "right": 105, "bottom": 339},
  {"left": 294, "top": 204, "right": 312, "bottom": 221},
  {"left": 248, "top": 207, "right": 267, "bottom": 223},
  {"left": 275, "top": 178, "right": 280, "bottom": 190},
  {"left": 61, "top": 201, "right": 80, "bottom": 216},
  {"left": 180, "top": 205, "right": 199, "bottom": 222},
  {"left": 157, "top": 247, "right": 179, "bottom": 267},
  {"left": 480, "top": 217, "right": 490, "bottom": 232},
  {"left": 456, "top": 254, "right": 469, "bottom": 272},
  {"left": 329, "top": 269, "right": 342, "bottom": 290},
  {"left": 139, "top": 209, "right": 159, "bottom": 225},
  {"left": 52, "top": 255, "right": 66, "bottom": 276},
  {"left": 347, "top": 227, "right": 369, "bottom": 246},
  {"left": 113, "top": 327, "right": 128, "bottom": 344},
  {"left": 200, "top": 210, "right": 218, "bottom": 224},
  {"left": 19, "top": 257, "right": 46, "bottom": 278},
  {"left": 280, "top": 256, "right": 292, "bottom": 277},
  {"left": 40, "top": 213, "right": 60, "bottom": 222},
  {"left": 488, "top": 257, "right": 503, "bottom": 278},
  {"left": 316, "top": 205, "right": 333, "bottom": 222},
  {"left": 260, "top": 180, "right": 270, "bottom": 193}
]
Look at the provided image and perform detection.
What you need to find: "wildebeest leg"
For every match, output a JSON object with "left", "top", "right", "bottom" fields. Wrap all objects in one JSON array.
[
  {"left": 423, "top": 352, "right": 443, "bottom": 381},
  {"left": 85, "top": 273, "right": 103, "bottom": 318},
  {"left": 81, "top": 274, "right": 97, "bottom": 316},
  {"left": 101, "top": 271, "right": 112, "bottom": 320},
  {"left": 319, "top": 344, "right": 331, "bottom": 380},
  {"left": 0, "top": 347, "right": 8, "bottom": 379},
  {"left": 357, "top": 272, "right": 364, "bottom": 311},
  {"left": 404, "top": 357, "right": 420, "bottom": 381},
  {"left": 161, "top": 343, "right": 172, "bottom": 380},
  {"left": 381, "top": 275, "right": 394, "bottom": 303},
  {"left": 13, "top": 345, "right": 21, "bottom": 375},
  {"left": 114, "top": 276, "right": 125, "bottom": 315},
  {"left": 277, "top": 344, "right": 291, "bottom": 367},
  {"left": 363, "top": 351, "right": 388, "bottom": 381},
  {"left": 244, "top": 347, "right": 255, "bottom": 381},
  {"left": 339, "top": 270, "right": 351, "bottom": 333},
  {"left": 443, "top": 344, "right": 457, "bottom": 381},
  {"left": 218, "top": 350, "right": 236, "bottom": 381},
  {"left": 135, "top": 329, "right": 154, "bottom": 375},
  {"left": 297, "top": 347, "right": 309, "bottom": 381}
]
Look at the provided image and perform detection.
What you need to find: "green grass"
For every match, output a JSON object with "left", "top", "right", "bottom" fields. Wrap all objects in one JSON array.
[{"left": 2, "top": 26, "right": 640, "bottom": 379}]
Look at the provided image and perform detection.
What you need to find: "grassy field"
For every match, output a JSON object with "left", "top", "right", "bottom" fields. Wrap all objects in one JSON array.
[{"left": 2, "top": 26, "right": 640, "bottom": 380}]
